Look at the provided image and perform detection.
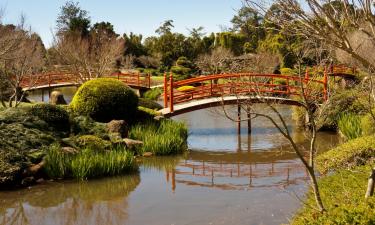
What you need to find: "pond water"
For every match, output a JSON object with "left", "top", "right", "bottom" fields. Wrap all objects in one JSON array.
[{"left": 1, "top": 89, "right": 341, "bottom": 225}]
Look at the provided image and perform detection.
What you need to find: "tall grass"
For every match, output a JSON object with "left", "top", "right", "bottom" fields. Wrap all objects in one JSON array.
[
  {"left": 143, "top": 88, "right": 162, "bottom": 100},
  {"left": 337, "top": 113, "right": 362, "bottom": 140},
  {"left": 129, "top": 120, "right": 188, "bottom": 155},
  {"left": 44, "top": 144, "right": 137, "bottom": 180}
]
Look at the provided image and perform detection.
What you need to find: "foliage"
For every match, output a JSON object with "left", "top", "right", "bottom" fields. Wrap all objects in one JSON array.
[
  {"left": 138, "top": 98, "right": 162, "bottom": 110},
  {"left": 280, "top": 67, "right": 295, "bottom": 75},
  {"left": 70, "top": 116, "right": 108, "bottom": 139},
  {"left": 30, "top": 103, "right": 70, "bottom": 132},
  {"left": 292, "top": 165, "right": 375, "bottom": 225},
  {"left": 129, "top": 120, "right": 188, "bottom": 155},
  {"left": 316, "top": 135, "right": 375, "bottom": 174},
  {"left": 44, "top": 144, "right": 136, "bottom": 180},
  {"left": 320, "top": 89, "right": 367, "bottom": 130},
  {"left": 361, "top": 113, "right": 375, "bottom": 136},
  {"left": 56, "top": 1, "right": 91, "bottom": 36},
  {"left": 75, "top": 135, "right": 112, "bottom": 151},
  {"left": 338, "top": 113, "right": 362, "bottom": 140},
  {"left": 70, "top": 78, "right": 138, "bottom": 122},
  {"left": 177, "top": 86, "right": 195, "bottom": 92},
  {"left": 134, "top": 106, "right": 162, "bottom": 123},
  {"left": 143, "top": 88, "right": 163, "bottom": 100}
]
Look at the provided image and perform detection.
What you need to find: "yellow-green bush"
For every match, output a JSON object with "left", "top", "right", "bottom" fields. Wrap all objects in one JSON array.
[
  {"left": 75, "top": 135, "right": 111, "bottom": 151},
  {"left": 316, "top": 135, "right": 375, "bottom": 174},
  {"left": 177, "top": 86, "right": 195, "bottom": 92},
  {"left": 280, "top": 67, "right": 295, "bottom": 75},
  {"left": 361, "top": 113, "right": 375, "bottom": 136},
  {"left": 70, "top": 78, "right": 138, "bottom": 123}
]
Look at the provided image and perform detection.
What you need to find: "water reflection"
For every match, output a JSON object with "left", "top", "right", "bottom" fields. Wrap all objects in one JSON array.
[
  {"left": 27, "top": 86, "right": 77, "bottom": 103},
  {"left": 0, "top": 173, "right": 140, "bottom": 225}
]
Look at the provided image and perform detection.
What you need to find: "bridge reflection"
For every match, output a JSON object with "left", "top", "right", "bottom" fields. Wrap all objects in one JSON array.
[{"left": 143, "top": 149, "right": 309, "bottom": 192}]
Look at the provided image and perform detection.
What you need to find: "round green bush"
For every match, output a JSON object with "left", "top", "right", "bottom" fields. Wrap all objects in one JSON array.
[
  {"left": 70, "top": 78, "right": 139, "bottom": 122},
  {"left": 30, "top": 103, "right": 70, "bottom": 131},
  {"left": 138, "top": 98, "right": 162, "bottom": 110}
]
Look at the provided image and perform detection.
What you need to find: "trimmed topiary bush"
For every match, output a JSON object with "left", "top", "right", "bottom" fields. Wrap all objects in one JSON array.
[
  {"left": 70, "top": 78, "right": 139, "bottom": 123},
  {"left": 138, "top": 98, "right": 162, "bottom": 110},
  {"left": 30, "top": 103, "right": 70, "bottom": 132}
]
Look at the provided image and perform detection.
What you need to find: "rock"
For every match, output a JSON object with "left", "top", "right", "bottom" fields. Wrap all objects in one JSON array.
[
  {"left": 49, "top": 91, "right": 67, "bottom": 105},
  {"left": 23, "top": 160, "right": 45, "bottom": 177},
  {"left": 154, "top": 115, "right": 164, "bottom": 121},
  {"left": 143, "top": 152, "right": 153, "bottom": 157},
  {"left": 21, "top": 176, "right": 36, "bottom": 186},
  {"left": 107, "top": 120, "right": 128, "bottom": 138},
  {"left": 60, "top": 147, "right": 78, "bottom": 154},
  {"left": 123, "top": 138, "right": 143, "bottom": 149},
  {"left": 36, "top": 178, "right": 45, "bottom": 183}
]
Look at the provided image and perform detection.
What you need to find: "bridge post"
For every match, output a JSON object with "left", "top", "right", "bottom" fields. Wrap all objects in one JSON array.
[
  {"left": 210, "top": 80, "right": 213, "bottom": 96},
  {"left": 237, "top": 104, "right": 241, "bottom": 135},
  {"left": 169, "top": 72, "right": 174, "bottom": 112},
  {"left": 163, "top": 72, "right": 168, "bottom": 108},
  {"left": 305, "top": 68, "right": 309, "bottom": 80},
  {"left": 148, "top": 72, "right": 151, "bottom": 88},
  {"left": 323, "top": 67, "right": 328, "bottom": 101},
  {"left": 247, "top": 105, "right": 251, "bottom": 134}
]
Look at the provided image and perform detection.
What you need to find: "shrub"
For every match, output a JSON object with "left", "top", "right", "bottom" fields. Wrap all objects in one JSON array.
[
  {"left": 70, "top": 116, "right": 108, "bottom": 139},
  {"left": 316, "top": 135, "right": 375, "bottom": 174},
  {"left": 44, "top": 144, "right": 136, "bottom": 180},
  {"left": 292, "top": 165, "right": 375, "bottom": 225},
  {"left": 320, "top": 89, "right": 367, "bottom": 130},
  {"left": 143, "top": 88, "right": 163, "bottom": 100},
  {"left": 70, "top": 78, "right": 138, "bottom": 122},
  {"left": 138, "top": 98, "right": 162, "bottom": 110},
  {"left": 30, "top": 103, "right": 70, "bottom": 131},
  {"left": 280, "top": 67, "right": 295, "bottom": 75},
  {"left": 75, "top": 135, "right": 112, "bottom": 151},
  {"left": 129, "top": 120, "right": 187, "bottom": 155},
  {"left": 338, "top": 113, "right": 362, "bottom": 140},
  {"left": 361, "top": 113, "right": 375, "bottom": 136},
  {"left": 177, "top": 86, "right": 195, "bottom": 92}
]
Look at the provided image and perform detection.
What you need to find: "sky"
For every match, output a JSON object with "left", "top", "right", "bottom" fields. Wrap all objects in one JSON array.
[{"left": 0, "top": 0, "right": 243, "bottom": 47}]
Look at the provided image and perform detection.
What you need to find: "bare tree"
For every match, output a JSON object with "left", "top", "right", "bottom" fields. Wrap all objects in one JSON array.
[
  {"left": 0, "top": 17, "right": 45, "bottom": 107},
  {"left": 196, "top": 47, "right": 234, "bottom": 74},
  {"left": 52, "top": 31, "right": 124, "bottom": 83}
]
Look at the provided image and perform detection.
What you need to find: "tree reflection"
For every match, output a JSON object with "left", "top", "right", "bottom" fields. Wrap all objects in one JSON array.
[{"left": 0, "top": 173, "right": 140, "bottom": 225}]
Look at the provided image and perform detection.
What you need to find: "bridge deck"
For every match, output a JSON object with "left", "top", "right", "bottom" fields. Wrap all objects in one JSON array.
[{"left": 159, "top": 95, "right": 302, "bottom": 117}]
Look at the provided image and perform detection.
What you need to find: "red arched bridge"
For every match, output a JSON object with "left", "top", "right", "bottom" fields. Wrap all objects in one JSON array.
[
  {"left": 19, "top": 65, "right": 355, "bottom": 116},
  {"left": 159, "top": 70, "right": 328, "bottom": 117},
  {"left": 20, "top": 71, "right": 153, "bottom": 91}
]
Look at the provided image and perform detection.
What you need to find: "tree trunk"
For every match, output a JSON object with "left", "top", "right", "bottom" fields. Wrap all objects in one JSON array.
[
  {"left": 365, "top": 168, "right": 375, "bottom": 199},
  {"left": 307, "top": 167, "right": 326, "bottom": 212}
]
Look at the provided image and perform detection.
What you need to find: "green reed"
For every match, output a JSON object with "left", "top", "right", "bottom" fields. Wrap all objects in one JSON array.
[{"left": 337, "top": 113, "right": 362, "bottom": 140}]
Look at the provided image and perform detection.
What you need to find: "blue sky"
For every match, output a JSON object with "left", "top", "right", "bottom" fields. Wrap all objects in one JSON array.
[{"left": 1, "top": 0, "right": 243, "bottom": 47}]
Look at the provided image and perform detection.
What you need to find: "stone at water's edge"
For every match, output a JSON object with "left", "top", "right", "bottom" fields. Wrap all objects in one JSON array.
[
  {"left": 107, "top": 120, "right": 128, "bottom": 138},
  {"left": 143, "top": 152, "right": 153, "bottom": 157},
  {"left": 123, "top": 138, "right": 143, "bottom": 150},
  {"left": 49, "top": 91, "right": 67, "bottom": 105}
]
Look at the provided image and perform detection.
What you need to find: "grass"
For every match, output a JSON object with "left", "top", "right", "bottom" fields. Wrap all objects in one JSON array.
[
  {"left": 143, "top": 87, "right": 163, "bottom": 100},
  {"left": 291, "top": 165, "right": 375, "bottom": 225},
  {"left": 338, "top": 113, "right": 362, "bottom": 140},
  {"left": 316, "top": 135, "right": 375, "bottom": 174},
  {"left": 129, "top": 119, "right": 188, "bottom": 155},
  {"left": 44, "top": 144, "right": 137, "bottom": 180},
  {"left": 177, "top": 86, "right": 195, "bottom": 92}
]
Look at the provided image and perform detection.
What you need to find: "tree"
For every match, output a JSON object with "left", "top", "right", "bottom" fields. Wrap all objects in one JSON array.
[
  {"left": 231, "top": 6, "right": 265, "bottom": 52},
  {"left": 196, "top": 47, "right": 234, "bottom": 74},
  {"left": 53, "top": 30, "right": 124, "bottom": 82},
  {"left": 0, "top": 20, "right": 45, "bottom": 107},
  {"left": 155, "top": 20, "right": 174, "bottom": 35},
  {"left": 56, "top": 1, "right": 90, "bottom": 37}
]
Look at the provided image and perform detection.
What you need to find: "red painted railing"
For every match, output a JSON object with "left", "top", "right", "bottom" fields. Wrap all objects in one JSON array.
[
  {"left": 20, "top": 71, "right": 151, "bottom": 89},
  {"left": 163, "top": 71, "right": 329, "bottom": 112}
]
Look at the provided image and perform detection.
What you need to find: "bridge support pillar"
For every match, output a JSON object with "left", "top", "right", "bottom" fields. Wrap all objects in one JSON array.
[
  {"left": 237, "top": 104, "right": 241, "bottom": 135},
  {"left": 247, "top": 105, "right": 251, "bottom": 134}
]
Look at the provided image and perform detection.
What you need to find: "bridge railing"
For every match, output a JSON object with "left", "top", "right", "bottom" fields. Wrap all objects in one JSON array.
[
  {"left": 20, "top": 71, "right": 151, "bottom": 90},
  {"left": 163, "top": 72, "right": 328, "bottom": 112}
]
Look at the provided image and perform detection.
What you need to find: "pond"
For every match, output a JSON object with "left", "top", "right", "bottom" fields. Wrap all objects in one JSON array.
[{"left": 1, "top": 89, "right": 341, "bottom": 225}]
